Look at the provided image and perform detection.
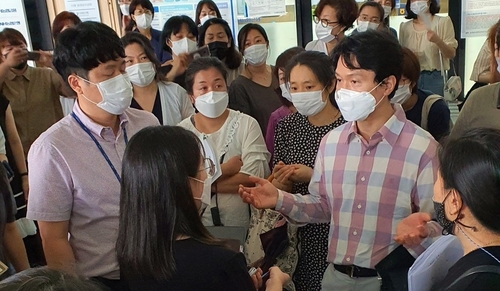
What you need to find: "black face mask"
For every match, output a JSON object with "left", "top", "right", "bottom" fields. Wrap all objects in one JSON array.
[
  {"left": 433, "top": 200, "right": 455, "bottom": 235},
  {"left": 13, "top": 60, "right": 27, "bottom": 71},
  {"left": 208, "top": 41, "right": 229, "bottom": 60}
]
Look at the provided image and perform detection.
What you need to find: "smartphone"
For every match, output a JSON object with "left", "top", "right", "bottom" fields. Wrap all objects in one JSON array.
[
  {"left": 27, "top": 51, "right": 40, "bottom": 61},
  {"left": 189, "top": 46, "right": 210, "bottom": 60}
]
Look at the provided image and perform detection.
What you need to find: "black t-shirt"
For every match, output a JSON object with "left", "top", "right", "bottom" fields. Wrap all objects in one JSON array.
[
  {"left": 436, "top": 246, "right": 500, "bottom": 291},
  {"left": 130, "top": 89, "right": 164, "bottom": 125},
  {"left": 405, "top": 89, "right": 450, "bottom": 141},
  {"left": 0, "top": 164, "right": 16, "bottom": 280},
  {"left": 125, "top": 238, "right": 255, "bottom": 291}
]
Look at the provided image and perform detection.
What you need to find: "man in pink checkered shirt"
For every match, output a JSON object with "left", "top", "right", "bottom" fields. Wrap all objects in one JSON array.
[{"left": 239, "top": 31, "right": 438, "bottom": 291}]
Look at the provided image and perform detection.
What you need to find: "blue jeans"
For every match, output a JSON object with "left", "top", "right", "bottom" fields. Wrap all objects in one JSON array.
[{"left": 418, "top": 70, "right": 444, "bottom": 96}]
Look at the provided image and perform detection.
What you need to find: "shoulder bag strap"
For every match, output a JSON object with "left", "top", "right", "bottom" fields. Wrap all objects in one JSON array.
[
  {"left": 445, "top": 265, "right": 500, "bottom": 291},
  {"left": 421, "top": 94, "right": 442, "bottom": 130}
]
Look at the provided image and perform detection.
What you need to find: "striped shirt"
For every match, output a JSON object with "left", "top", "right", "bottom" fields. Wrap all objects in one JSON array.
[
  {"left": 470, "top": 40, "right": 492, "bottom": 82},
  {"left": 275, "top": 104, "right": 438, "bottom": 269}
]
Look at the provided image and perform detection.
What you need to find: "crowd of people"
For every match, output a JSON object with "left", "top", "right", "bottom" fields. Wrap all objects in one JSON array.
[{"left": 0, "top": 0, "right": 499, "bottom": 290}]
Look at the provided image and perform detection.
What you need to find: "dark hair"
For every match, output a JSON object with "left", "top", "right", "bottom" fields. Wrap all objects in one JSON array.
[
  {"left": 198, "top": 18, "right": 242, "bottom": 70},
  {"left": 195, "top": 0, "right": 222, "bottom": 26},
  {"left": 0, "top": 267, "right": 109, "bottom": 291},
  {"left": 274, "top": 47, "right": 305, "bottom": 107},
  {"left": 401, "top": 47, "right": 420, "bottom": 95},
  {"left": 126, "top": 0, "right": 155, "bottom": 32},
  {"left": 331, "top": 30, "right": 403, "bottom": 99},
  {"left": 185, "top": 57, "right": 228, "bottom": 95},
  {"left": 359, "top": 1, "right": 384, "bottom": 23},
  {"left": 160, "top": 15, "right": 198, "bottom": 53},
  {"left": 285, "top": 51, "right": 338, "bottom": 108},
  {"left": 237, "top": 23, "right": 269, "bottom": 55},
  {"left": 439, "top": 128, "right": 500, "bottom": 234},
  {"left": 405, "top": 0, "right": 440, "bottom": 19},
  {"left": 0, "top": 28, "right": 27, "bottom": 48},
  {"left": 117, "top": 126, "right": 221, "bottom": 280},
  {"left": 314, "top": 0, "right": 358, "bottom": 31},
  {"left": 121, "top": 32, "right": 166, "bottom": 82},
  {"left": 51, "top": 11, "right": 82, "bottom": 40},
  {"left": 53, "top": 21, "right": 125, "bottom": 83}
]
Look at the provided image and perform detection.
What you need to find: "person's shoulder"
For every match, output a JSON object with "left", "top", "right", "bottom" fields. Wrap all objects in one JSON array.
[
  {"left": 229, "top": 109, "right": 258, "bottom": 127},
  {"left": 177, "top": 115, "right": 193, "bottom": 128},
  {"left": 158, "top": 81, "right": 187, "bottom": 96},
  {"left": 279, "top": 111, "right": 302, "bottom": 126},
  {"left": 124, "top": 107, "right": 160, "bottom": 126},
  {"left": 305, "top": 40, "right": 320, "bottom": 50},
  {"left": 30, "top": 116, "right": 74, "bottom": 149},
  {"left": 468, "top": 82, "right": 499, "bottom": 105},
  {"left": 176, "top": 238, "right": 241, "bottom": 262}
]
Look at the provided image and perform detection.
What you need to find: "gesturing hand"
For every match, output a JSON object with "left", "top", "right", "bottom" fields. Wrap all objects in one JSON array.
[
  {"left": 394, "top": 212, "right": 432, "bottom": 247},
  {"left": 239, "top": 176, "right": 279, "bottom": 209}
]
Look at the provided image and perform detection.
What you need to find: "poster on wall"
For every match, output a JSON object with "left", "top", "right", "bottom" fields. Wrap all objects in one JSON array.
[
  {"left": 0, "top": 0, "right": 32, "bottom": 49},
  {"left": 150, "top": 0, "right": 234, "bottom": 34},
  {"left": 244, "top": 0, "right": 286, "bottom": 18},
  {"left": 461, "top": 0, "right": 500, "bottom": 38},
  {"left": 64, "top": 0, "right": 101, "bottom": 22}
]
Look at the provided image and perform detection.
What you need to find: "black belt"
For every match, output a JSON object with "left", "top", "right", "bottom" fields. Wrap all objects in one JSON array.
[{"left": 333, "top": 264, "right": 378, "bottom": 278}]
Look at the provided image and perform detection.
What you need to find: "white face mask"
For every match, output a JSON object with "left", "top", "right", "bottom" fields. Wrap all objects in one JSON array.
[
  {"left": 410, "top": 1, "right": 429, "bottom": 15},
  {"left": 390, "top": 84, "right": 412, "bottom": 104},
  {"left": 383, "top": 6, "right": 392, "bottom": 19},
  {"left": 195, "top": 91, "right": 228, "bottom": 118},
  {"left": 496, "top": 58, "right": 500, "bottom": 74},
  {"left": 315, "top": 22, "right": 339, "bottom": 43},
  {"left": 125, "top": 62, "right": 156, "bottom": 87},
  {"left": 171, "top": 37, "right": 198, "bottom": 56},
  {"left": 291, "top": 88, "right": 327, "bottom": 117},
  {"left": 357, "top": 20, "right": 379, "bottom": 32},
  {"left": 335, "top": 82, "right": 383, "bottom": 122},
  {"left": 200, "top": 14, "right": 216, "bottom": 26},
  {"left": 120, "top": 4, "right": 130, "bottom": 16},
  {"left": 244, "top": 44, "right": 268, "bottom": 66},
  {"left": 280, "top": 83, "right": 292, "bottom": 102},
  {"left": 190, "top": 174, "right": 212, "bottom": 215},
  {"left": 79, "top": 74, "right": 133, "bottom": 115},
  {"left": 134, "top": 13, "right": 152, "bottom": 29}
]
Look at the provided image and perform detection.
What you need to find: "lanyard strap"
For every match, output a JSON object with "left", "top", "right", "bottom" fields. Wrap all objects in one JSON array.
[{"left": 71, "top": 112, "right": 128, "bottom": 182}]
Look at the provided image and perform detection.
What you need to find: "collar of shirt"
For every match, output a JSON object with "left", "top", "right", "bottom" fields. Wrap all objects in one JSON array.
[
  {"left": 72, "top": 100, "right": 129, "bottom": 141},
  {"left": 7, "top": 66, "right": 33, "bottom": 81},
  {"left": 344, "top": 104, "right": 407, "bottom": 147}
]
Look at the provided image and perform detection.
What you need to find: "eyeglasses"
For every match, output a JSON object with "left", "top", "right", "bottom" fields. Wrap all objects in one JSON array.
[
  {"left": 199, "top": 157, "right": 216, "bottom": 176},
  {"left": 134, "top": 9, "right": 152, "bottom": 16},
  {"left": 313, "top": 16, "right": 339, "bottom": 28}
]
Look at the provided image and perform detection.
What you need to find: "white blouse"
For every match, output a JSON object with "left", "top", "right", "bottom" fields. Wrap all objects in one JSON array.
[
  {"left": 399, "top": 15, "right": 458, "bottom": 71},
  {"left": 178, "top": 109, "right": 270, "bottom": 227}
]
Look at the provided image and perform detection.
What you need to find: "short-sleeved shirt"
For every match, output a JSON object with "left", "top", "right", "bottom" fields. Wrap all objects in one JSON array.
[
  {"left": 470, "top": 40, "right": 491, "bottom": 82},
  {"left": 2, "top": 66, "right": 64, "bottom": 156},
  {"left": 26, "top": 101, "right": 159, "bottom": 279},
  {"left": 399, "top": 15, "right": 458, "bottom": 71},
  {"left": 405, "top": 89, "right": 450, "bottom": 141},
  {"left": 150, "top": 29, "right": 171, "bottom": 64},
  {"left": 178, "top": 109, "right": 270, "bottom": 227},
  {"left": 228, "top": 74, "right": 281, "bottom": 136},
  {"left": 449, "top": 82, "right": 500, "bottom": 139}
]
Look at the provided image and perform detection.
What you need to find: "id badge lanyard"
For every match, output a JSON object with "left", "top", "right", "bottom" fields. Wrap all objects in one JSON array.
[{"left": 71, "top": 113, "right": 128, "bottom": 182}]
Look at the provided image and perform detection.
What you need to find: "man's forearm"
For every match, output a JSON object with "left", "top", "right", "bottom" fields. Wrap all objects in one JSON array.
[{"left": 42, "top": 237, "right": 76, "bottom": 275}]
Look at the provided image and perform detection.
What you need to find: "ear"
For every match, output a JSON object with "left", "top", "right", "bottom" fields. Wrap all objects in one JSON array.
[
  {"left": 189, "top": 94, "right": 195, "bottom": 104},
  {"left": 327, "top": 79, "right": 336, "bottom": 94},
  {"left": 166, "top": 38, "right": 173, "bottom": 48},
  {"left": 446, "top": 189, "right": 463, "bottom": 220},
  {"left": 67, "top": 74, "right": 83, "bottom": 95},
  {"left": 381, "top": 75, "right": 397, "bottom": 97}
]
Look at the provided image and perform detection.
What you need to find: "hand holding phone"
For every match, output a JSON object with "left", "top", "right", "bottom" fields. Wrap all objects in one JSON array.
[
  {"left": 189, "top": 46, "right": 210, "bottom": 60},
  {"left": 27, "top": 51, "right": 41, "bottom": 61}
]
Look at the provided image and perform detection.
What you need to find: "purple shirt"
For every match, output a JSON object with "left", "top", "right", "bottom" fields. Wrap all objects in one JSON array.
[
  {"left": 265, "top": 105, "right": 292, "bottom": 166},
  {"left": 27, "top": 102, "right": 159, "bottom": 279},
  {"left": 275, "top": 105, "right": 438, "bottom": 269}
]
